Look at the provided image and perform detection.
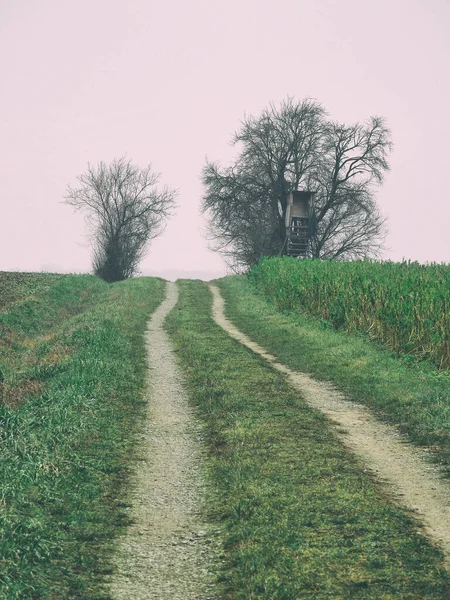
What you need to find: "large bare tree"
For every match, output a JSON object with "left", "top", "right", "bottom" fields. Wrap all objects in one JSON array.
[
  {"left": 307, "top": 117, "right": 391, "bottom": 259},
  {"left": 65, "top": 157, "right": 176, "bottom": 282},
  {"left": 202, "top": 98, "right": 392, "bottom": 270}
]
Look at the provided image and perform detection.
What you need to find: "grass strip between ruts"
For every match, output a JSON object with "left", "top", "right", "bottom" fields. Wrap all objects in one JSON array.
[
  {"left": 0, "top": 274, "right": 165, "bottom": 599},
  {"left": 217, "top": 275, "right": 450, "bottom": 478},
  {"left": 166, "top": 280, "right": 450, "bottom": 599}
]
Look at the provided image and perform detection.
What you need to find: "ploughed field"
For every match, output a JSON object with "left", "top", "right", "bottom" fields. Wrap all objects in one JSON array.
[{"left": 1, "top": 267, "right": 450, "bottom": 599}]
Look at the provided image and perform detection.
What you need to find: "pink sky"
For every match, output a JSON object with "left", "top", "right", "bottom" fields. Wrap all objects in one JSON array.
[{"left": 1, "top": 0, "right": 449, "bottom": 279}]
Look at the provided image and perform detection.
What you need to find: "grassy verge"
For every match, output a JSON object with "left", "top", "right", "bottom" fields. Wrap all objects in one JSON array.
[
  {"left": 166, "top": 279, "right": 450, "bottom": 599},
  {"left": 0, "top": 272, "right": 63, "bottom": 311},
  {"left": 0, "top": 273, "right": 165, "bottom": 599},
  {"left": 218, "top": 276, "right": 450, "bottom": 478}
]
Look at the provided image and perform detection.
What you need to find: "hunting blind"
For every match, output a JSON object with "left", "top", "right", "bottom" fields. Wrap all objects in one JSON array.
[{"left": 284, "top": 190, "right": 316, "bottom": 257}]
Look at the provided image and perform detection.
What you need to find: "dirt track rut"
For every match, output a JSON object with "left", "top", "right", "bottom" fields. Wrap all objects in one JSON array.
[
  {"left": 109, "top": 282, "right": 216, "bottom": 599},
  {"left": 209, "top": 283, "right": 450, "bottom": 568}
]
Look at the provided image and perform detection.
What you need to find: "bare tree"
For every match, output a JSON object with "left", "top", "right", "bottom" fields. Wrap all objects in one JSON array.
[
  {"left": 202, "top": 98, "right": 392, "bottom": 270},
  {"left": 308, "top": 117, "right": 391, "bottom": 259},
  {"left": 202, "top": 162, "right": 281, "bottom": 271},
  {"left": 65, "top": 157, "right": 176, "bottom": 282}
]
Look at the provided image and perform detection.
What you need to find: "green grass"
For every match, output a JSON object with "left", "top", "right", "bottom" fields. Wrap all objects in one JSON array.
[
  {"left": 0, "top": 272, "right": 63, "bottom": 312},
  {"left": 166, "top": 279, "right": 450, "bottom": 599},
  {"left": 0, "top": 272, "right": 165, "bottom": 599},
  {"left": 217, "top": 275, "right": 450, "bottom": 478}
]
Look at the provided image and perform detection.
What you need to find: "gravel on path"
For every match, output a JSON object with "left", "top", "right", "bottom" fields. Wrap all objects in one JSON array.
[
  {"left": 109, "top": 282, "right": 218, "bottom": 600},
  {"left": 209, "top": 283, "right": 450, "bottom": 569}
]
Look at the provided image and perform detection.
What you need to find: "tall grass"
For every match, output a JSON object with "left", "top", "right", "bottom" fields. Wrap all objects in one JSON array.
[{"left": 250, "top": 257, "right": 450, "bottom": 369}]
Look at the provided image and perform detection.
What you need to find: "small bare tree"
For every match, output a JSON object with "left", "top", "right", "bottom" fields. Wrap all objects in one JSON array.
[
  {"left": 65, "top": 157, "right": 176, "bottom": 282},
  {"left": 202, "top": 98, "right": 392, "bottom": 270}
]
